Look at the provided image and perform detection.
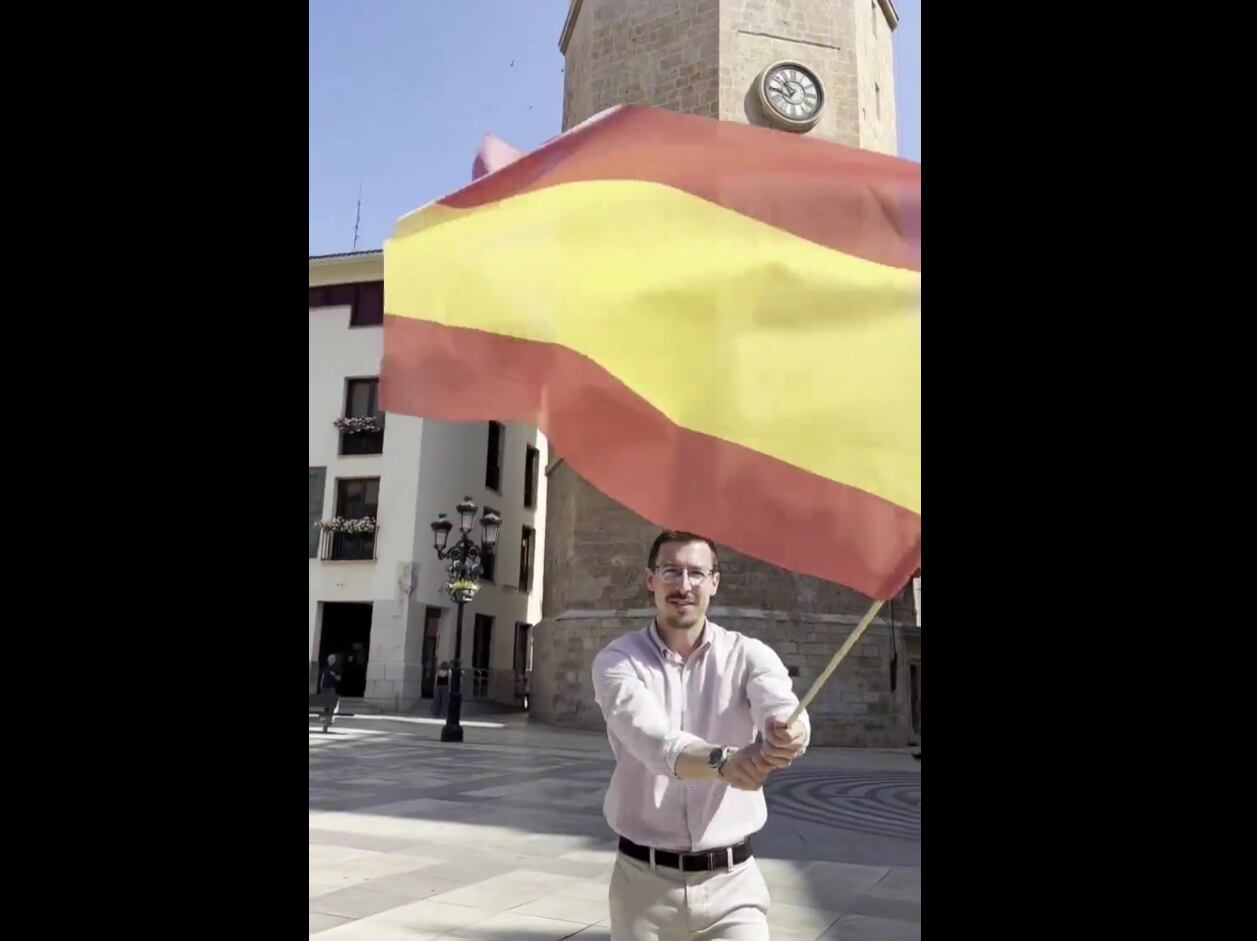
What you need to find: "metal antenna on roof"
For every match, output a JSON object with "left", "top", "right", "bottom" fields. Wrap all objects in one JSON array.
[{"left": 352, "top": 182, "right": 363, "bottom": 251}]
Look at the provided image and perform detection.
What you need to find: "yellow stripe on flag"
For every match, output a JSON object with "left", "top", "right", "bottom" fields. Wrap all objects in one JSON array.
[{"left": 386, "top": 179, "right": 920, "bottom": 513}]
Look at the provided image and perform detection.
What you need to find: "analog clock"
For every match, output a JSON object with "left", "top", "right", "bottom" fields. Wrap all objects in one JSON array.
[{"left": 757, "top": 61, "right": 825, "bottom": 131}]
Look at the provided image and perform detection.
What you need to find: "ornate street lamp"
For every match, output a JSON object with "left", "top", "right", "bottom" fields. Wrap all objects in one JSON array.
[{"left": 430, "top": 497, "right": 501, "bottom": 742}]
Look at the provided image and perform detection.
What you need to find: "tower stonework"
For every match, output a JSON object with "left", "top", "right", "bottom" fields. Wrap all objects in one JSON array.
[
  {"left": 534, "top": 0, "right": 917, "bottom": 748},
  {"left": 560, "top": 0, "right": 898, "bottom": 151}
]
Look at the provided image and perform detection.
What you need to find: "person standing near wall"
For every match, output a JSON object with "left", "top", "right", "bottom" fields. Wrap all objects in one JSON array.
[
  {"left": 433, "top": 661, "right": 451, "bottom": 718},
  {"left": 320, "top": 653, "right": 343, "bottom": 733}
]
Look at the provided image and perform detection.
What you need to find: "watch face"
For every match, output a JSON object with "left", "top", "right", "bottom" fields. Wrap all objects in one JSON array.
[
  {"left": 708, "top": 747, "right": 725, "bottom": 767},
  {"left": 758, "top": 62, "right": 825, "bottom": 130}
]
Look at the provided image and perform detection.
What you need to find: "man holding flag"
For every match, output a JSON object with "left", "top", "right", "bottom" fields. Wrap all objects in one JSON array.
[
  {"left": 593, "top": 529, "right": 809, "bottom": 939},
  {"left": 382, "top": 103, "right": 919, "bottom": 936}
]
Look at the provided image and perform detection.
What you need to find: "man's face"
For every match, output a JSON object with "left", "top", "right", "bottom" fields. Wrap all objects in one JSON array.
[
  {"left": 645, "top": 539, "right": 720, "bottom": 632},
  {"left": 328, "top": 655, "right": 337, "bottom": 666}
]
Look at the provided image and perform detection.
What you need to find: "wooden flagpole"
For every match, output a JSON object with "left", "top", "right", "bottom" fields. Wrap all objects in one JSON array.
[{"left": 786, "top": 598, "right": 885, "bottom": 726}]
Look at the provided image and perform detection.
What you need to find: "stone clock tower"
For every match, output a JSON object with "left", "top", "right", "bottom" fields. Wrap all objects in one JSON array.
[
  {"left": 531, "top": 0, "right": 919, "bottom": 748},
  {"left": 560, "top": 0, "right": 898, "bottom": 151}
]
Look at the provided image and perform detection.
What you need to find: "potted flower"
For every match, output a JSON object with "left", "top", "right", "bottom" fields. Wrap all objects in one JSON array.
[
  {"left": 314, "top": 516, "right": 377, "bottom": 534},
  {"left": 333, "top": 416, "right": 383, "bottom": 434},
  {"left": 444, "top": 578, "right": 480, "bottom": 601}
]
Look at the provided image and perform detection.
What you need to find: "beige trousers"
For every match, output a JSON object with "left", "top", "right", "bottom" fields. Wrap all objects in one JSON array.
[{"left": 609, "top": 851, "right": 770, "bottom": 940}]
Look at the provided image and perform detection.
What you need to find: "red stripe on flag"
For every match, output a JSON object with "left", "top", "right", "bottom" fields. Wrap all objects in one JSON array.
[{"left": 381, "top": 315, "right": 920, "bottom": 599}]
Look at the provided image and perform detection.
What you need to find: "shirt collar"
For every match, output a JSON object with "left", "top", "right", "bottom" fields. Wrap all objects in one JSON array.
[{"left": 648, "top": 617, "right": 719, "bottom": 659}]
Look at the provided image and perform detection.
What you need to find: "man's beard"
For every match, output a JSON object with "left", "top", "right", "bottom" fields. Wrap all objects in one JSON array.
[{"left": 659, "top": 594, "right": 703, "bottom": 629}]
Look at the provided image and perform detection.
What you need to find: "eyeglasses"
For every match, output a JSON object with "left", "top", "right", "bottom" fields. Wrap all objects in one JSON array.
[{"left": 654, "top": 565, "right": 718, "bottom": 586}]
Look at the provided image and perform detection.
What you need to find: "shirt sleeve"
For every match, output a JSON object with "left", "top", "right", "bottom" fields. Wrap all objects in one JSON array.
[
  {"left": 745, "top": 639, "right": 811, "bottom": 750},
  {"left": 592, "top": 645, "right": 704, "bottom": 777}
]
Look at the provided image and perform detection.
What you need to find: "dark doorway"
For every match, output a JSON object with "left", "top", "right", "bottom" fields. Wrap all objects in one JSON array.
[
  {"left": 513, "top": 623, "right": 531, "bottom": 675},
  {"left": 420, "top": 606, "right": 442, "bottom": 698},
  {"left": 472, "top": 613, "right": 493, "bottom": 698},
  {"left": 319, "top": 602, "right": 372, "bottom": 697},
  {"left": 513, "top": 622, "right": 532, "bottom": 708},
  {"left": 909, "top": 661, "right": 921, "bottom": 739}
]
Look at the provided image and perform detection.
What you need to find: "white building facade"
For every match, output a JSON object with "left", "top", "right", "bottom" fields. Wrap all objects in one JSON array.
[{"left": 309, "top": 251, "right": 547, "bottom": 712}]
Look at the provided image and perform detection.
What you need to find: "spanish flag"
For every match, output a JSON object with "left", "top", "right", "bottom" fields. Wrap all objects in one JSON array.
[{"left": 382, "top": 106, "right": 919, "bottom": 600}]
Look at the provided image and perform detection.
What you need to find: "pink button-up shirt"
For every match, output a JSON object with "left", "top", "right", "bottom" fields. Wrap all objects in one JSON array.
[{"left": 592, "top": 619, "right": 810, "bottom": 852}]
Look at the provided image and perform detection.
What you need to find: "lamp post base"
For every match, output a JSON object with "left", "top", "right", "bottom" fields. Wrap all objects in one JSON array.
[{"left": 440, "top": 691, "right": 464, "bottom": 742}]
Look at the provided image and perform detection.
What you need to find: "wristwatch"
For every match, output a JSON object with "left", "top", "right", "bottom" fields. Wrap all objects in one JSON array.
[{"left": 708, "top": 746, "right": 732, "bottom": 776}]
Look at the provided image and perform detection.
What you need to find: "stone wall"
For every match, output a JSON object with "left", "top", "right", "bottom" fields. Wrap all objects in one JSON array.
[
  {"left": 563, "top": 0, "right": 721, "bottom": 130},
  {"left": 532, "top": 607, "right": 916, "bottom": 747},
  {"left": 363, "top": 598, "right": 427, "bottom": 713},
  {"left": 563, "top": 0, "right": 896, "bottom": 157},
  {"left": 854, "top": 0, "right": 897, "bottom": 154},
  {"left": 534, "top": 465, "right": 917, "bottom": 747},
  {"left": 542, "top": 462, "right": 893, "bottom": 618},
  {"left": 718, "top": 0, "right": 860, "bottom": 146}
]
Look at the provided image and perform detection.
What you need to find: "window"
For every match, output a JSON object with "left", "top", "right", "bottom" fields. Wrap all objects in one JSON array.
[
  {"left": 340, "top": 378, "right": 385, "bottom": 455},
  {"left": 524, "top": 445, "right": 540, "bottom": 508},
  {"left": 336, "top": 478, "right": 379, "bottom": 519},
  {"left": 309, "top": 281, "right": 384, "bottom": 327},
  {"left": 346, "top": 378, "right": 379, "bottom": 418},
  {"left": 518, "top": 526, "right": 535, "bottom": 591},
  {"left": 480, "top": 507, "right": 498, "bottom": 582},
  {"left": 350, "top": 282, "right": 383, "bottom": 326},
  {"left": 308, "top": 284, "right": 346, "bottom": 309},
  {"left": 322, "top": 477, "right": 379, "bottom": 561},
  {"left": 309, "top": 467, "right": 326, "bottom": 558},
  {"left": 875, "top": 83, "right": 881, "bottom": 120},
  {"left": 485, "top": 421, "right": 504, "bottom": 491}
]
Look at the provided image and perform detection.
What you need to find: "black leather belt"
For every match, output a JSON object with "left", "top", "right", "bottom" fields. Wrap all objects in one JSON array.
[{"left": 618, "top": 836, "right": 752, "bottom": 872}]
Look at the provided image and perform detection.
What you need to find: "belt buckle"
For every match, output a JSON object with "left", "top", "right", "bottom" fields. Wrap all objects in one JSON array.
[{"left": 706, "top": 849, "right": 725, "bottom": 871}]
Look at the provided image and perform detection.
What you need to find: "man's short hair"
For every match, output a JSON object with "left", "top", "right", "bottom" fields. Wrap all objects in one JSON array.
[{"left": 647, "top": 530, "right": 720, "bottom": 571}]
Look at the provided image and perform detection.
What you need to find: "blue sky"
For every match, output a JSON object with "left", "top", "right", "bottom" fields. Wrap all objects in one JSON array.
[{"left": 310, "top": 0, "right": 921, "bottom": 256}]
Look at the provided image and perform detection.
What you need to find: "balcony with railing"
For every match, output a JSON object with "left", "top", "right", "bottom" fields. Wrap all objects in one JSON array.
[
  {"left": 463, "top": 668, "right": 530, "bottom": 708},
  {"left": 335, "top": 415, "right": 385, "bottom": 456},
  {"left": 465, "top": 667, "right": 491, "bottom": 700},
  {"left": 316, "top": 518, "right": 378, "bottom": 561}
]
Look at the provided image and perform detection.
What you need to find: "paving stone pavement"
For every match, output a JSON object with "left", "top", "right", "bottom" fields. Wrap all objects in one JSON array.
[{"left": 310, "top": 715, "right": 920, "bottom": 940}]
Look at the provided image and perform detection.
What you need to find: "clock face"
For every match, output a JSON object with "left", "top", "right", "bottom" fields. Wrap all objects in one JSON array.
[{"left": 758, "top": 62, "right": 825, "bottom": 130}]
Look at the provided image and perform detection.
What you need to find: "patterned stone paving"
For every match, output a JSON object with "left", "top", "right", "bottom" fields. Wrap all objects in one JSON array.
[{"left": 310, "top": 718, "right": 920, "bottom": 939}]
